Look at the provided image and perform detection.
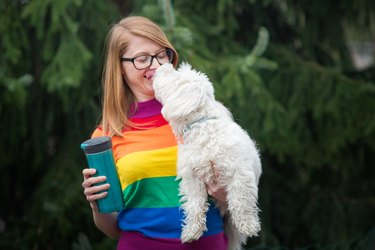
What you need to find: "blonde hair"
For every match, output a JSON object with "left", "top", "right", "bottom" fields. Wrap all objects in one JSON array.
[{"left": 100, "top": 16, "right": 179, "bottom": 136}]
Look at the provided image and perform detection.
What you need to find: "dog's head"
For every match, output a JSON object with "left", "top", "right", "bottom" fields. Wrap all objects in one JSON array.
[{"left": 153, "top": 62, "right": 215, "bottom": 123}]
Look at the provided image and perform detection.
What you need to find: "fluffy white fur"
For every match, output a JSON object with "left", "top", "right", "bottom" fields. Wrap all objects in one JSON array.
[{"left": 153, "top": 63, "right": 262, "bottom": 250}]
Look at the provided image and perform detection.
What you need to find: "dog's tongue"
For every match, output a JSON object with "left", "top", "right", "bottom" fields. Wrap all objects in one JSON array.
[{"left": 145, "top": 70, "right": 156, "bottom": 80}]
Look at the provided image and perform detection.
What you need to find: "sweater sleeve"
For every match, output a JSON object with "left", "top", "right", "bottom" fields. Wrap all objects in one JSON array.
[{"left": 91, "top": 127, "right": 106, "bottom": 138}]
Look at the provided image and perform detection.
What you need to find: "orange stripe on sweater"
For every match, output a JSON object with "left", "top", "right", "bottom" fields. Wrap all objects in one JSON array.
[{"left": 112, "top": 124, "right": 177, "bottom": 161}]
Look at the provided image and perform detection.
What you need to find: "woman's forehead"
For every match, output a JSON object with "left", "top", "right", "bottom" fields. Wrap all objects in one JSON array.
[{"left": 123, "top": 34, "right": 162, "bottom": 57}]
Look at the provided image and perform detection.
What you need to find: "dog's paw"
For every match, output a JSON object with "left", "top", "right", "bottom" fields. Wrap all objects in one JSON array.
[{"left": 234, "top": 216, "right": 260, "bottom": 237}]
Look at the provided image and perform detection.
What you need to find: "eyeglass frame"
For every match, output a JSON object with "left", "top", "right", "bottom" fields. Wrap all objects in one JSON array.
[{"left": 120, "top": 48, "right": 173, "bottom": 70}]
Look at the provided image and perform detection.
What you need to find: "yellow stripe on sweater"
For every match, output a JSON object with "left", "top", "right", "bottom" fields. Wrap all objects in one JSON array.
[{"left": 116, "top": 146, "right": 178, "bottom": 190}]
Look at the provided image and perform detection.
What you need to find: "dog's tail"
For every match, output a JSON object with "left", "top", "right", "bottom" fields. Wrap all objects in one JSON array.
[{"left": 224, "top": 215, "right": 247, "bottom": 250}]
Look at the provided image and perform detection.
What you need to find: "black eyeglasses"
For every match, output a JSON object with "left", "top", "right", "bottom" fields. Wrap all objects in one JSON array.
[{"left": 121, "top": 49, "right": 173, "bottom": 70}]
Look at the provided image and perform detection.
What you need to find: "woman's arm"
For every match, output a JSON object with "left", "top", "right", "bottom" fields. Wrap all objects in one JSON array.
[
  {"left": 82, "top": 168, "right": 121, "bottom": 239},
  {"left": 91, "top": 208, "right": 120, "bottom": 239}
]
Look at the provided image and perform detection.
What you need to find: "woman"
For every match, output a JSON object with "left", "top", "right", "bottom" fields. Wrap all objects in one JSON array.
[{"left": 82, "top": 16, "right": 228, "bottom": 250}]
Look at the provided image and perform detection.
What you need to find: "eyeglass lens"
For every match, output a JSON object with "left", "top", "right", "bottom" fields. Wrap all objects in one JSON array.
[{"left": 133, "top": 50, "right": 173, "bottom": 69}]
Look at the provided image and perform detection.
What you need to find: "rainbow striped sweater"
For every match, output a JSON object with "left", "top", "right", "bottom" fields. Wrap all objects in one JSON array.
[{"left": 92, "top": 98, "right": 226, "bottom": 248}]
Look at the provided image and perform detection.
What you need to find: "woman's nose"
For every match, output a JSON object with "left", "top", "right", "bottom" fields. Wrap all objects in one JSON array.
[{"left": 149, "top": 57, "right": 161, "bottom": 69}]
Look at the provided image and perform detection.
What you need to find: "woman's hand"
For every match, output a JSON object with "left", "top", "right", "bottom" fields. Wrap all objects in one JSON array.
[
  {"left": 82, "top": 168, "right": 120, "bottom": 239},
  {"left": 82, "top": 168, "right": 110, "bottom": 212},
  {"left": 206, "top": 162, "right": 227, "bottom": 204}
]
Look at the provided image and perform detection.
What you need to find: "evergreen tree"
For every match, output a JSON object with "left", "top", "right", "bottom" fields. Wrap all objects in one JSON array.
[{"left": 0, "top": 0, "right": 374, "bottom": 249}]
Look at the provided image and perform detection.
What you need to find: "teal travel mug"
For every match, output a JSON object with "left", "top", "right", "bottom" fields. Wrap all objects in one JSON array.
[{"left": 80, "top": 136, "right": 125, "bottom": 213}]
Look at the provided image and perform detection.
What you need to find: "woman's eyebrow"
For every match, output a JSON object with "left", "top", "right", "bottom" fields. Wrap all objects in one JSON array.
[{"left": 129, "top": 48, "right": 165, "bottom": 58}]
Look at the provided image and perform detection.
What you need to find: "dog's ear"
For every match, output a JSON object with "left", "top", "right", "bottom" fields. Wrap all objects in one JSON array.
[{"left": 162, "top": 80, "right": 211, "bottom": 121}]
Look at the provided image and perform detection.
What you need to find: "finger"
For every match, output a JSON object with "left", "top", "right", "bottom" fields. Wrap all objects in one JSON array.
[
  {"left": 86, "top": 191, "right": 108, "bottom": 202},
  {"left": 212, "top": 165, "right": 220, "bottom": 179},
  {"left": 206, "top": 184, "right": 213, "bottom": 196},
  {"left": 206, "top": 184, "right": 227, "bottom": 203},
  {"left": 209, "top": 161, "right": 220, "bottom": 183},
  {"left": 82, "top": 168, "right": 96, "bottom": 179},
  {"left": 82, "top": 176, "right": 107, "bottom": 188},
  {"left": 84, "top": 183, "right": 110, "bottom": 196},
  {"left": 206, "top": 183, "right": 217, "bottom": 195}
]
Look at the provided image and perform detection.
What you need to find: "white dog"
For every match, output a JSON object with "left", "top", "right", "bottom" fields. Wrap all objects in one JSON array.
[{"left": 153, "top": 63, "right": 262, "bottom": 250}]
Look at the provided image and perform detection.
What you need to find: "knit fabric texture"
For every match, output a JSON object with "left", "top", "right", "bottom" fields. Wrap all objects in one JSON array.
[{"left": 92, "top": 98, "right": 226, "bottom": 249}]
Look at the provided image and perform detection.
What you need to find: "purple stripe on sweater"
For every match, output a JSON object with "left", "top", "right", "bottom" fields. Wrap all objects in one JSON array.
[
  {"left": 117, "top": 231, "right": 228, "bottom": 250},
  {"left": 130, "top": 98, "right": 163, "bottom": 118}
]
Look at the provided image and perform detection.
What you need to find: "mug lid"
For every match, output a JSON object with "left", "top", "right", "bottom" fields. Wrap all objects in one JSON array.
[{"left": 80, "top": 136, "right": 112, "bottom": 154}]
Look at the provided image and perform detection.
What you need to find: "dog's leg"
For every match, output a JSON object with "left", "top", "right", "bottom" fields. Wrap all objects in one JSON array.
[
  {"left": 179, "top": 168, "right": 209, "bottom": 243},
  {"left": 226, "top": 168, "right": 260, "bottom": 237}
]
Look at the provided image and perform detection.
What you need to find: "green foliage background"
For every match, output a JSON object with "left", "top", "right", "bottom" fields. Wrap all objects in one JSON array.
[{"left": 0, "top": 0, "right": 374, "bottom": 249}]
